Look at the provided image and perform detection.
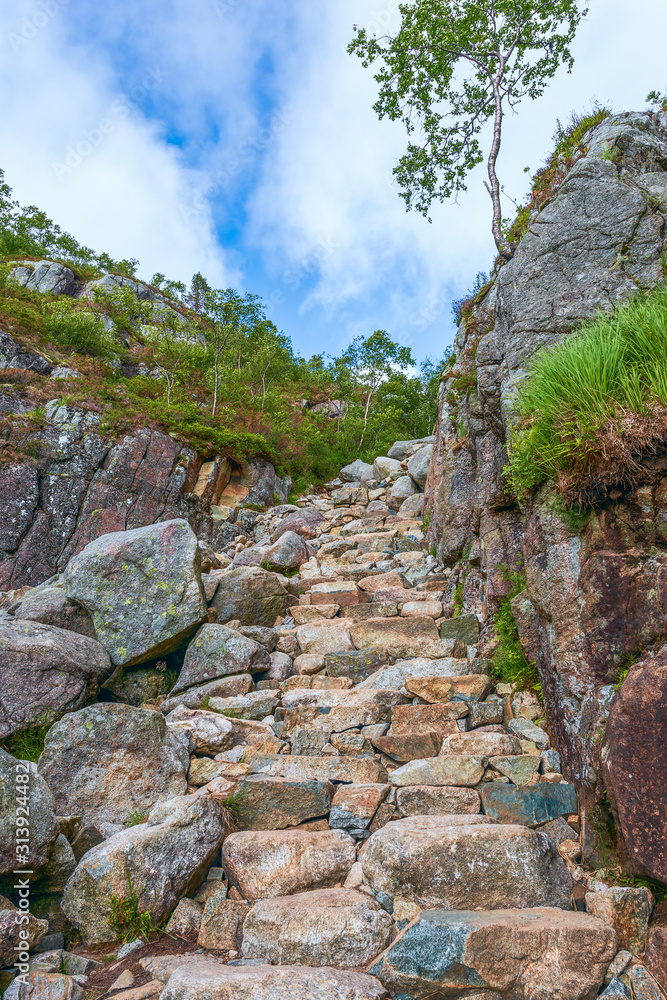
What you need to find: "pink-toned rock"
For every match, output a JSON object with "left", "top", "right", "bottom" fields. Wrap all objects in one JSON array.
[
  {"left": 401, "top": 600, "right": 443, "bottom": 618},
  {"left": 406, "top": 674, "right": 491, "bottom": 703},
  {"left": 440, "top": 732, "right": 522, "bottom": 757},
  {"left": 291, "top": 604, "right": 340, "bottom": 624},
  {"left": 395, "top": 785, "right": 481, "bottom": 816},
  {"left": 390, "top": 702, "right": 466, "bottom": 739},
  {"left": 310, "top": 581, "right": 367, "bottom": 607},
  {"left": 359, "top": 572, "right": 405, "bottom": 593},
  {"left": 294, "top": 652, "right": 325, "bottom": 675},
  {"left": 295, "top": 620, "right": 354, "bottom": 655}
]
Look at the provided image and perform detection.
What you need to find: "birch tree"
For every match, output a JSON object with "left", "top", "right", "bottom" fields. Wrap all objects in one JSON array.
[{"left": 349, "top": 0, "right": 586, "bottom": 259}]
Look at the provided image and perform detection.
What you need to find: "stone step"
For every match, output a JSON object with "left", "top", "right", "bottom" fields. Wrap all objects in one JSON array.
[{"left": 360, "top": 815, "right": 573, "bottom": 911}]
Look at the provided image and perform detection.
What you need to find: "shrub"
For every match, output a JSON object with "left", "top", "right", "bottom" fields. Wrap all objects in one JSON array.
[
  {"left": 451, "top": 272, "right": 491, "bottom": 325},
  {"left": 43, "top": 299, "right": 115, "bottom": 359},
  {"left": 508, "top": 283, "right": 667, "bottom": 506},
  {"left": 506, "top": 104, "right": 612, "bottom": 245},
  {"left": 488, "top": 569, "right": 540, "bottom": 691},
  {"left": 1, "top": 722, "right": 51, "bottom": 763},
  {"left": 108, "top": 870, "right": 161, "bottom": 943}
]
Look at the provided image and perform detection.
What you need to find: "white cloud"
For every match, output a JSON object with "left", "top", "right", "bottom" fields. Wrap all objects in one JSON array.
[
  {"left": 0, "top": 0, "right": 235, "bottom": 286},
  {"left": 2, "top": 0, "right": 666, "bottom": 360}
]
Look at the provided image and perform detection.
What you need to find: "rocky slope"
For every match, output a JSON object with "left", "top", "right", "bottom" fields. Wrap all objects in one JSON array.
[
  {"left": 0, "top": 439, "right": 664, "bottom": 1000},
  {"left": 424, "top": 111, "right": 667, "bottom": 880}
]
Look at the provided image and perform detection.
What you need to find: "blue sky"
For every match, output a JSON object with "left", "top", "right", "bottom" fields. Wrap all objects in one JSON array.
[{"left": 2, "top": 0, "right": 667, "bottom": 363}]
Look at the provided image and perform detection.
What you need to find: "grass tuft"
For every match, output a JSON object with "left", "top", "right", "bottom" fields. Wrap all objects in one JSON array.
[
  {"left": 489, "top": 568, "right": 540, "bottom": 691},
  {"left": 1, "top": 722, "right": 51, "bottom": 763},
  {"left": 508, "top": 284, "right": 667, "bottom": 507}
]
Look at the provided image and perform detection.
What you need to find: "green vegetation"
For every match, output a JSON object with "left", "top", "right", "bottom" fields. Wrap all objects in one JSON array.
[
  {"left": 125, "top": 809, "right": 148, "bottom": 827},
  {"left": 108, "top": 870, "right": 161, "bottom": 943},
  {"left": 0, "top": 174, "right": 442, "bottom": 491},
  {"left": 349, "top": 0, "right": 585, "bottom": 258},
  {"left": 506, "top": 104, "right": 612, "bottom": 245},
  {"left": 219, "top": 788, "right": 245, "bottom": 816},
  {"left": 1, "top": 721, "right": 51, "bottom": 763},
  {"left": 508, "top": 284, "right": 667, "bottom": 507},
  {"left": 489, "top": 568, "right": 540, "bottom": 690},
  {"left": 0, "top": 174, "right": 445, "bottom": 488}
]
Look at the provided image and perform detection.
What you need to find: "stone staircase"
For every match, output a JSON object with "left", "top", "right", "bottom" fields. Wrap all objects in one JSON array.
[{"left": 4, "top": 466, "right": 662, "bottom": 1000}]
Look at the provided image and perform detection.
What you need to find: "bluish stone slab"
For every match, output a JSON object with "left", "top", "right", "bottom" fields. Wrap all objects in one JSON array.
[{"left": 481, "top": 782, "right": 578, "bottom": 826}]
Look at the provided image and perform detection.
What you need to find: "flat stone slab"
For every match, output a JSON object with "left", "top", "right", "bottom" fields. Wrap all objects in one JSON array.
[
  {"left": 234, "top": 775, "right": 333, "bottom": 830},
  {"left": 325, "top": 649, "right": 386, "bottom": 681},
  {"left": 372, "top": 732, "right": 441, "bottom": 762},
  {"left": 349, "top": 618, "right": 457, "bottom": 659},
  {"left": 360, "top": 656, "right": 475, "bottom": 690},
  {"left": 242, "top": 889, "right": 393, "bottom": 969},
  {"left": 395, "top": 785, "right": 481, "bottom": 817},
  {"left": 223, "top": 829, "right": 355, "bottom": 901},
  {"left": 439, "top": 613, "right": 480, "bottom": 645},
  {"left": 249, "top": 753, "right": 388, "bottom": 784},
  {"left": 389, "top": 755, "right": 485, "bottom": 787},
  {"left": 361, "top": 816, "right": 573, "bottom": 911},
  {"left": 159, "top": 961, "right": 388, "bottom": 1000},
  {"left": 369, "top": 907, "right": 616, "bottom": 1000},
  {"left": 481, "top": 782, "right": 578, "bottom": 826},
  {"left": 390, "top": 702, "right": 467, "bottom": 739},
  {"left": 406, "top": 674, "right": 491, "bottom": 703}
]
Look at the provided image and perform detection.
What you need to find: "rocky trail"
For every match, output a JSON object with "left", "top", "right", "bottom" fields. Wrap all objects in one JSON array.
[{"left": 1, "top": 435, "right": 663, "bottom": 1000}]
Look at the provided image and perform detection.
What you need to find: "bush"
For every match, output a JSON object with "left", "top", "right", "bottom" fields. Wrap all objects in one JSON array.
[
  {"left": 508, "top": 283, "right": 667, "bottom": 506},
  {"left": 43, "top": 299, "right": 116, "bottom": 359},
  {"left": 488, "top": 569, "right": 540, "bottom": 691}
]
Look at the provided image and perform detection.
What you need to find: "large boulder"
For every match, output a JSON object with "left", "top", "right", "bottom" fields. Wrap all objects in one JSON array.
[
  {"left": 0, "top": 907, "right": 48, "bottom": 966},
  {"left": 0, "top": 749, "right": 59, "bottom": 888},
  {"left": 242, "top": 889, "right": 392, "bottom": 969},
  {"left": 0, "top": 620, "right": 112, "bottom": 738},
  {"left": 38, "top": 704, "right": 189, "bottom": 826},
  {"left": 372, "top": 457, "right": 403, "bottom": 482},
  {"left": 361, "top": 816, "right": 573, "bottom": 910},
  {"left": 260, "top": 531, "right": 309, "bottom": 572},
  {"left": 223, "top": 829, "right": 356, "bottom": 901},
  {"left": 158, "top": 961, "right": 387, "bottom": 1000},
  {"left": 603, "top": 648, "right": 667, "bottom": 881},
  {"left": 234, "top": 775, "right": 333, "bottom": 830},
  {"left": 165, "top": 706, "right": 234, "bottom": 755},
  {"left": 208, "top": 567, "right": 290, "bottom": 627},
  {"left": 271, "top": 508, "right": 325, "bottom": 541},
  {"left": 11, "top": 260, "right": 78, "bottom": 296},
  {"left": 63, "top": 519, "right": 207, "bottom": 667},
  {"left": 388, "top": 436, "right": 436, "bottom": 461},
  {"left": 13, "top": 582, "right": 95, "bottom": 637},
  {"left": 61, "top": 793, "right": 229, "bottom": 944},
  {"left": 407, "top": 444, "right": 433, "bottom": 488},
  {"left": 370, "top": 907, "right": 616, "bottom": 1000},
  {"left": 171, "top": 625, "right": 270, "bottom": 694},
  {"left": 339, "top": 460, "right": 374, "bottom": 483},
  {"left": 387, "top": 476, "right": 419, "bottom": 512}
]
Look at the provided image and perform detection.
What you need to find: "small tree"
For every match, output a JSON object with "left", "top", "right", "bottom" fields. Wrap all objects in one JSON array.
[
  {"left": 202, "top": 288, "right": 262, "bottom": 417},
  {"left": 340, "top": 330, "right": 414, "bottom": 450},
  {"left": 349, "top": 0, "right": 587, "bottom": 259}
]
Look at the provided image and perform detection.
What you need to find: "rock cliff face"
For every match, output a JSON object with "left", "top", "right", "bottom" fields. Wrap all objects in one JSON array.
[
  {"left": 0, "top": 402, "right": 290, "bottom": 591},
  {"left": 424, "top": 112, "right": 667, "bottom": 871}
]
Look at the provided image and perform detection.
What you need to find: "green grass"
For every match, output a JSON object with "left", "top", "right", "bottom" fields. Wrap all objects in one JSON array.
[
  {"left": 125, "top": 808, "right": 148, "bottom": 827},
  {"left": 488, "top": 569, "right": 540, "bottom": 691},
  {"left": 108, "top": 870, "right": 161, "bottom": 943},
  {"left": 508, "top": 284, "right": 667, "bottom": 507},
  {"left": 1, "top": 722, "right": 51, "bottom": 763},
  {"left": 219, "top": 788, "right": 245, "bottom": 816}
]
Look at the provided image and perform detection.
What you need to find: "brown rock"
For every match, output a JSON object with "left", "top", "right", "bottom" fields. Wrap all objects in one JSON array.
[
  {"left": 309, "top": 581, "right": 367, "bottom": 607},
  {"left": 440, "top": 732, "right": 522, "bottom": 757},
  {"left": 241, "top": 888, "right": 392, "bottom": 969},
  {"left": 358, "top": 572, "right": 405, "bottom": 592},
  {"left": 390, "top": 702, "right": 467, "bottom": 739},
  {"left": 389, "top": 755, "right": 485, "bottom": 787},
  {"left": 406, "top": 673, "right": 491, "bottom": 703},
  {"left": 371, "top": 907, "right": 617, "bottom": 1000},
  {"left": 645, "top": 921, "right": 667, "bottom": 992},
  {"left": 197, "top": 892, "right": 250, "bottom": 950},
  {"left": 584, "top": 885, "right": 654, "bottom": 954},
  {"left": 330, "top": 784, "right": 389, "bottom": 831},
  {"left": 349, "top": 617, "right": 455, "bottom": 659},
  {"left": 248, "top": 753, "right": 387, "bottom": 784},
  {"left": 603, "top": 649, "right": 667, "bottom": 881},
  {"left": 395, "top": 785, "right": 481, "bottom": 816},
  {"left": 165, "top": 898, "right": 203, "bottom": 938},
  {"left": 295, "top": 620, "right": 354, "bottom": 655},
  {"left": 223, "top": 829, "right": 356, "bottom": 901},
  {"left": 372, "top": 732, "right": 441, "bottom": 763},
  {"left": 361, "top": 815, "right": 573, "bottom": 911},
  {"left": 291, "top": 604, "right": 340, "bottom": 624}
]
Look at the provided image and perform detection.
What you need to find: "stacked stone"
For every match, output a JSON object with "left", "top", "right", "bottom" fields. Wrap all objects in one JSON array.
[{"left": 0, "top": 439, "right": 663, "bottom": 1000}]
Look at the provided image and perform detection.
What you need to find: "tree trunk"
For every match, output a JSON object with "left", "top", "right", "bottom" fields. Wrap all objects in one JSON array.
[
  {"left": 486, "top": 80, "right": 514, "bottom": 261},
  {"left": 212, "top": 349, "right": 220, "bottom": 417}
]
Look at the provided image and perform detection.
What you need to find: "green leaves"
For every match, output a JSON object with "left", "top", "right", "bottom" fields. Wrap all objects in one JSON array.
[{"left": 350, "top": 0, "right": 586, "bottom": 252}]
